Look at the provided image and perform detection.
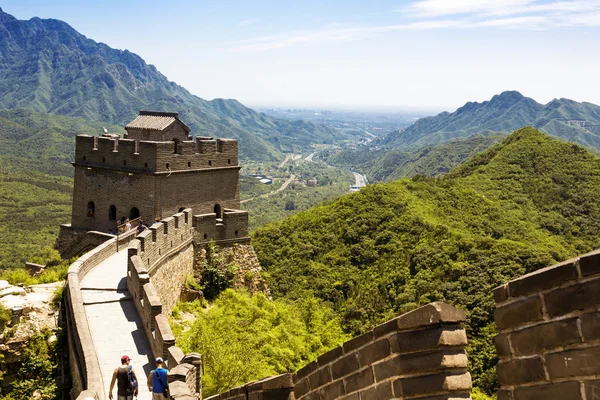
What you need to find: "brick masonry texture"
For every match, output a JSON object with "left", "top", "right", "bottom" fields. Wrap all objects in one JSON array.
[
  {"left": 493, "top": 247, "right": 600, "bottom": 398},
  {"left": 126, "top": 210, "right": 201, "bottom": 399},
  {"left": 212, "top": 302, "right": 472, "bottom": 400}
]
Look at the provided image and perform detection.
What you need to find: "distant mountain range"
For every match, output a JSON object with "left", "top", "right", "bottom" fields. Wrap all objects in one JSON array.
[
  {"left": 381, "top": 91, "right": 600, "bottom": 150},
  {"left": 0, "top": 8, "right": 344, "bottom": 160}
]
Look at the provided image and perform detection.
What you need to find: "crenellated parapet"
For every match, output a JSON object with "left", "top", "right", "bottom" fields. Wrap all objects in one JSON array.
[
  {"left": 494, "top": 249, "right": 600, "bottom": 400},
  {"left": 74, "top": 135, "right": 239, "bottom": 173},
  {"left": 193, "top": 209, "right": 250, "bottom": 246},
  {"left": 206, "top": 302, "right": 472, "bottom": 400},
  {"left": 134, "top": 209, "right": 194, "bottom": 270}
]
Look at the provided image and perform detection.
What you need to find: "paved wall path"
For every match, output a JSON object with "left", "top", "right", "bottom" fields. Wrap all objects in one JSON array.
[{"left": 80, "top": 249, "right": 155, "bottom": 399}]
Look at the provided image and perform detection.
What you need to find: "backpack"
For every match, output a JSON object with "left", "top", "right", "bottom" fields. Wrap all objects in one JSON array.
[{"left": 127, "top": 365, "right": 138, "bottom": 393}]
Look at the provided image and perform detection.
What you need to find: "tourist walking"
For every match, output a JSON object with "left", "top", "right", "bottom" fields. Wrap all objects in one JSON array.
[
  {"left": 108, "top": 355, "right": 139, "bottom": 400},
  {"left": 147, "top": 357, "right": 169, "bottom": 399}
]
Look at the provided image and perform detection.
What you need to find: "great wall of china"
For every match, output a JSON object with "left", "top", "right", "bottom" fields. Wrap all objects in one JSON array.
[{"left": 60, "top": 112, "right": 600, "bottom": 400}]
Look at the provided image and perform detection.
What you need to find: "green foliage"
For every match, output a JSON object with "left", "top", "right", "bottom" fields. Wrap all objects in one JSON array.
[
  {"left": 0, "top": 247, "right": 70, "bottom": 285},
  {"left": 198, "top": 243, "right": 237, "bottom": 300},
  {"left": 0, "top": 157, "right": 72, "bottom": 270},
  {"left": 185, "top": 274, "right": 203, "bottom": 292},
  {"left": 0, "top": 304, "right": 10, "bottom": 333},
  {"left": 0, "top": 109, "right": 123, "bottom": 178},
  {"left": 252, "top": 128, "right": 600, "bottom": 394},
  {"left": 471, "top": 388, "right": 496, "bottom": 400},
  {"left": 0, "top": 329, "right": 60, "bottom": 400},
  {"left": 51, "top": 284, "right": 65, "bottom": 310},
  {"left": 173, "top": 289, "right": 349, "bottom": 396}
]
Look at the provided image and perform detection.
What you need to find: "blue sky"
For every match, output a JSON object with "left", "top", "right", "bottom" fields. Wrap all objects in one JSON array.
[{"left": 3, "top": 0, "right": 600, "bottom": 110}]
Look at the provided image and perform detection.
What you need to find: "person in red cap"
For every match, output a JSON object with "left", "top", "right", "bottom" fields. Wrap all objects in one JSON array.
[{"left": 109, "top": 355, "right": 139, "bottom": 399}]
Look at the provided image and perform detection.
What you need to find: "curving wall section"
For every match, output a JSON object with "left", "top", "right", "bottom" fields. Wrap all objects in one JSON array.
[
  {"left": 127, "top": 209, "right": 200, "bottom": 398},
  {"left": 206, "top": 302, "right": 472, "bottom": 400},
  {"left": 64, "top": 230, "right": 137, "bottom": 400}
]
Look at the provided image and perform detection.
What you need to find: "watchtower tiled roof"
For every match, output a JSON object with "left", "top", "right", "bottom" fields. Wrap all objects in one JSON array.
[{"left": 125, "top": 111, "right": 190, "bottom": 133}]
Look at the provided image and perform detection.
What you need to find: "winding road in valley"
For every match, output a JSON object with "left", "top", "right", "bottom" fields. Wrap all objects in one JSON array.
[{"left": 240, "top": 174, "right": 296, "bottom": 204}]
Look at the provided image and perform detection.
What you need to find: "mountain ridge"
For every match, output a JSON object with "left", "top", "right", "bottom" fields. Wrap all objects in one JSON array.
[
  {"left": 381, "top": 90, "right": 600, "bottom": 150},
  {"left": 0, "top": 8, "right": 344, "bottom": 160}
]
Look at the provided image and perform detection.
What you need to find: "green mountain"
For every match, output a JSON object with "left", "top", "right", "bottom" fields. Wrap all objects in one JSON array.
[
  {"left": 325, "top": 133, "right": 506, "bottom": 182},
  {"left": 252, "top": 127, "right": 600, "bottom": 393},
  {"left": 0, "top": 8, "right": 342, "bottom": 160},
  {"left": 0, "top": 109, "right": 123, "bottom": 177},
  {"left": 381, "top": 91, "right": 600, "bottom": 150}
]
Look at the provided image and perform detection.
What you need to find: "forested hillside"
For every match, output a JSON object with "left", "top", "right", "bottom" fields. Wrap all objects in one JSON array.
[
  {"left": 0, "top": 169, "right": 71, "bottom": 270},
  {"left": 324, "top": 133, "right": 506, "bottom": 182},
  {"left": 381, "top": 91, "right": 600, "bottom": 151},
  {"left": 0, "top": 109, "right": 122, "bottom": 177},
  {"left": 252, "top": 127, "right": 600, "bottom": 394},
  {"left": 0, "top": 8, "right": 345, "bottom": 160}
]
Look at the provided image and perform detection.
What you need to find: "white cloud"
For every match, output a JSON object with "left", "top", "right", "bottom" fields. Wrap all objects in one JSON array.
[
  {"left": 229, "top": 0, "right": 600, "bottom": 52},
  {"left": 402, "top": 0, "right": 535, "bottom": 17}
]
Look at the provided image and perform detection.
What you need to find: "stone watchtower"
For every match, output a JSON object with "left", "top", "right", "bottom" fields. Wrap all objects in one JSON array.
[{"left": 57, "top": 111, "right": 248, "bottom": 256}]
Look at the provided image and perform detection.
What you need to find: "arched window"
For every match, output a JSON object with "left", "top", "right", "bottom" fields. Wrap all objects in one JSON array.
[
  {"left": 173, "top": 138, "right": 180, "bottom": 154},
  {"left": 214, "top": 204, "right": 222, "bottom": 219},
  {"left": 87, "top": 201, "right": 95, "bottom": 217},
  {"left": 109, "top": 205, "right": 117, "bottom": 221},
  {"left": 130, "top": 207, "right": 140, "bottom": 220}
]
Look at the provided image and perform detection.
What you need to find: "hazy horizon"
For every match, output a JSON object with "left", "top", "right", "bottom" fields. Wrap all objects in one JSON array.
[{"left": 3, "top": 0, "right": 600, "bottom": 110}]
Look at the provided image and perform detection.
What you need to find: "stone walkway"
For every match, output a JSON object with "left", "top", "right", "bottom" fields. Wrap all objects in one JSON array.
[{"left": 80, "top": 249, "right": 154, "bottom": 399}]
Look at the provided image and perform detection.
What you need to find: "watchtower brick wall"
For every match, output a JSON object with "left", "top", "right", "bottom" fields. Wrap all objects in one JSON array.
[
  {"left": 494, "top": 249, "right": 600, "bottom": 400},
  {"left": 70, "top": 134, "right": 241, "bottom": 233}
]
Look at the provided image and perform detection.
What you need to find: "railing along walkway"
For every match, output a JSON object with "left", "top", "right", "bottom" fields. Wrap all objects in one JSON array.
[{"left": 80, "top": 249, "right": 154, "bottom": 399}]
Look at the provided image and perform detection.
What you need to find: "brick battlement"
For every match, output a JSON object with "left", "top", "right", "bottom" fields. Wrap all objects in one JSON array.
[
  {"left": 133, "top": 209, "right": 194, "bottom": 272},
  {"left": 74, "top": 135, "right": 238, "bottom": 173},
  {"left": 193, "top": 209, "right": 250, "bottom": 246},
  {"left": 494, "top": 249, "right": 600, "bottom": 400},
  {"left": 207, "top": 302, "right": 472, "bottom": 400}
]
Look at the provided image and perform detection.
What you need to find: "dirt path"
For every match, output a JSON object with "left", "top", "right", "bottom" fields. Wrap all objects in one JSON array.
[{"left": 279, "top": 154, "right": 294, "bottom": 168}]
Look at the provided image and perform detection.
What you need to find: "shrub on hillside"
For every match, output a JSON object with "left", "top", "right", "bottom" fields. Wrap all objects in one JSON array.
[{"left": 174, "top": 289, "right": 349, "bottom": 396}]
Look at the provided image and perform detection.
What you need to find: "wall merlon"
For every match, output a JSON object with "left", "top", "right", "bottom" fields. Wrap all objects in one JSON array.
[
  {"left": 577, "top": 248, "right": 600, "bottom": 277},
  {"left": 197, "top": 139, "right": 216, "bottom": 153},
  {"left": 396, "top": 302, "right": 466, "bottom": 332}
]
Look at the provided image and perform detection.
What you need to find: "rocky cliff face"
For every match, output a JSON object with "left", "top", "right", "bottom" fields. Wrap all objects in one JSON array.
[{"left": 0, "top": 280, "right": 61, "bottom": 390}]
